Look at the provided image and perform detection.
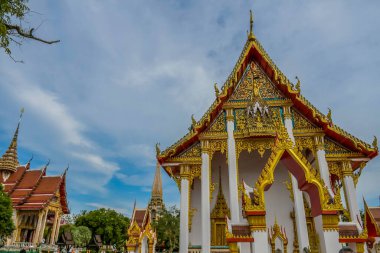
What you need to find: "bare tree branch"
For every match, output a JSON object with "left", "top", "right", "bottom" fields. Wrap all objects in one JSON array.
[{"left": 5, "top": 23, "right": 60, "bottom": 44}]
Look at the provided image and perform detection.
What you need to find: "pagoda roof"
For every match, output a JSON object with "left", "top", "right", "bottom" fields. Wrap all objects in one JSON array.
[
  {"left": 2, "top": 165, "right": 69, "bottom": 214},
  {"left": 364, "top": 199, "right": 380, "bottom": 237},
  {"left": 157, "top": 17, "right": 377, "bottom": 166}
]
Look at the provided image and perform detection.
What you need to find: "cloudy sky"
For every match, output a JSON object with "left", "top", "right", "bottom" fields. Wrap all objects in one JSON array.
[{"left": 1, "top": 1, "right": 380, "bottom": 215}]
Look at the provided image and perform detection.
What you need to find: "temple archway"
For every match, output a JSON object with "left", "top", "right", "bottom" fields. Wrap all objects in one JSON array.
[{"left": 256, "top": 148, "right": 325, "bottom": 217}]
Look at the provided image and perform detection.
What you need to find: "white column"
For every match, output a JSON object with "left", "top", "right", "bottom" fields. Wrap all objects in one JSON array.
[
  {"left": 38, "top": 210, "right": 48, "bottom": 243},
  {"left": 50, "top": 211, "right": 59, "bottom": 244},
  {"left": 226, "top": 109, "right": 240, "bottom": 223},
  {"left": 180, "top": 165, "right": 190, "bottom": 253},
  {"left": 32, "top": 211, "right": 45, "bottom": 244},
  {"left": 342, "top": 161, "right": 362, "bottom": 229},
  {"left": 283, "top": 107, "right": 310, "bottom": 251},
  {"left": 252, "top": 231, "right": 269, "bottom": 253},
  {"left": 54, "top": 214, "right": 61, "bottom": 243},
  {"left": 315, "top": 135, "right": 334, "bottom": 196},
  {"left": 201, "top": 141, "right": 211, "bottom": 253},
  {"left": 314, "top": 215, "right": 341, "bottom": 253}
]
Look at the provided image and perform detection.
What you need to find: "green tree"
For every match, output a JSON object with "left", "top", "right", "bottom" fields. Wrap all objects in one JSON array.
[
  {"left": 0, "top": 0, "right": 59, "bottom": 58},
  {"left": 71, "top": 226, "right": 92, "bottom": 248},
  {"left": 75, "top": 208, "right": 130, "bottom": 250},
  {"left": 152, "top": 206, "right": 180, "bottom": 253},
  {"left": 0, "top": 184, "right": 15, "bottom": 246}
]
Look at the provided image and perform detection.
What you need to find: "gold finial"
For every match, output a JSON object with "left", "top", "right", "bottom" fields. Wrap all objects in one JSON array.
[
  {"left": 295, "top": 76, "right": 301, "bottom": 92},
  {"left": 248, "top": 10, "right": 255, "bottom": 40},
  {"left": 155, "top": 143, "right": 161, "bottom": 157},
  {"left": 214, "top": 83, "right": 220, "bottom": 98},
  {"left": 373, "top": 136, "right": 378, "bottom": 150},
  {"left": 327, "top": 108, "right": 332, "bottom": 122},
  {"left": 191, "top": 114, "right": 197, "bottom": 127}
]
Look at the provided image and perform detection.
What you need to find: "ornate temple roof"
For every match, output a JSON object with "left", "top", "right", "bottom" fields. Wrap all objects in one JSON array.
[
  {"left": 157, "top": 11, "right": 378, "bottom": 166},
  {"left": 2, "top": 165, "right": 69, "bottom": 213}
]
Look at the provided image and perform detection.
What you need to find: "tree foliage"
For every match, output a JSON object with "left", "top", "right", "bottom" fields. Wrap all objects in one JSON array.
[
  {"left": 0, "top": 0, "right": 59, "bottom": 58},
  {"left": 71, "top": 226, "right": 92, "bottom": 248},
  {"left": 152, "top": 206, "right": 180, "bottom": 253},
  {"left": 0, "top": 184, "right": 15, "bottom": 245},
  {"left": 75, "top": 208, "right": 130, "bottom": 250}
]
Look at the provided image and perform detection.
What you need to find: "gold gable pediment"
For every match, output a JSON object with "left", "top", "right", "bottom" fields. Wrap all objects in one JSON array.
[
  {"left": 205, "top": 111, "right": 226, "bottom": 133},
  {"left": 229, "top": 62, "right": 285, "bottom": 102}
]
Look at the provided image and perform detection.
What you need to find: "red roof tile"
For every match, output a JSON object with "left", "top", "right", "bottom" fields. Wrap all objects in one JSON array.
[{"left": 134, "top": 209, "right": 147, "bottom": 228}]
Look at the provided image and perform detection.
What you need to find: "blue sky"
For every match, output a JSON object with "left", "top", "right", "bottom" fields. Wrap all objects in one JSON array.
[{"left": 1, "top": 1, "right": 380, "bottom": 216}]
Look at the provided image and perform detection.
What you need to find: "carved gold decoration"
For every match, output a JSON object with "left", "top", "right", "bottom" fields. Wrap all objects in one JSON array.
[
  {"left": 341, "top": 161, "right": 353, "bottom": 177},
  {"left": 214, "top": 83, "right": 220, "bottom": 98},
  {"left": 229, "top": 62, "right": 284, "bottom": 102},
  {"left": 211, "top": 170, "right": 230, "bottom": 246},
  {"left": 235, "top": 138, "right": 274, "bottom": 159},
  {"left": 209, "top": 140, "right": 227, "bottom": 159},
  {"left": 327, "top": 108, "right": 332, "bottom": 122},
  {"left": 324, "top": 138, "right": 351, "bottom": 154},
  {"left": 322, "top": 212, "right": 340, "bottom": 231},
  {"left": 167, "top": 142, "right": 202, "bottom": 164},
  {"left": 373, "top": 136, "right": 378, "bottom": 150},
  {"left": 295, "top": 136, "right": 315, "bottom": 152},
  {"left": 292, "top": 110, "right": 316, "bottom": 129},
  {"left": 295, "top": 76, "right": 301, "bottom": 93},
  {"left": 284, "top": 173, "right": 294, "bottom": 202},
  {"left": 246, "top": 213, "right": 267, "bottom": 232},
  {"left": 269, "top": 218, "right": 288, "bottom": 253},
  {"left": 207, "top": 112, "right": 226, "bottom": 132},
  {"left": 353, "top": 162, "right": 365, "bottom": 187}
]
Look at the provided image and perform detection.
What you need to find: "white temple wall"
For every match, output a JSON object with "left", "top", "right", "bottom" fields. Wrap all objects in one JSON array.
[
  {"left": 264, "top": 161, "right": 295, "bottom": 253},
  {"left": 210, "top": 152, "right": 230, "bottom": 209},
  {"left": 238, "top": 151, "right": 269, "bottom": 222},
  {"left": 189, "top": 178, "right": 202, "bottom": 246}
]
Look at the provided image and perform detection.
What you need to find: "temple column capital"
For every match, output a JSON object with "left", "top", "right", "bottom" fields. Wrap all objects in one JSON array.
[
  {"left": 225, "top": 108, "right": 234, "bottom": 122},
  {"left": 314, "top": 134, "right": 326, "bottom": 151},
  {"left": 282, "top": 105, "right": 292, "bottom": 120}
]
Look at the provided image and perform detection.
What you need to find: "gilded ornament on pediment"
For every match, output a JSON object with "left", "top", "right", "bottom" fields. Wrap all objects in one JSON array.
[
  {"left": 292, "top": 110, "right": 316, "bottom": 129},
  {"left": 269, "top": 218, "right": 288, "bottom": 253},
  {"left": 207, "top": 112, "right": 226, "bottom": 132},
  {"left": 179, "top": 142, "right": 201, "bottom": 158},
  {"left": 324, "top": 138, "right": 351, "bottom": 154}
]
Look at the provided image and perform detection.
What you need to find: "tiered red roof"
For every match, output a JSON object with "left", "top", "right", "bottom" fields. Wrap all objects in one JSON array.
[{"left": 2, "top": 164, "right": 69, "bottom": 214}]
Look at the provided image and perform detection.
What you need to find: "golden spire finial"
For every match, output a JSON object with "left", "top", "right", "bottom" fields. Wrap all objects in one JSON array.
[
  {"left": 248, "top": 10, "right": 255, "bottom": 40},
  {"left": 327, "top": 108, "right": 332, "bottom": 122},
  {"left": 295, "top": 76, "right": 301, "bottom": 92},
  {"left": 214, "top": 83, "right": 220, "bottom": 98},
  {"left": 373, "top": 136, "right": 378, "bottom": 150}
]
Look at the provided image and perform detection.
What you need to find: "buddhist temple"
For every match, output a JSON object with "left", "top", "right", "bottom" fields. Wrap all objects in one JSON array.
[
  {"left": 126, "top": 162, "right": 164, "bottom": 253},
  {"left": 156, "top": 10, "right": 378, "bottom": 253},
  {"left": 0, "top": 113, "right": 69, "bottom": 247}
]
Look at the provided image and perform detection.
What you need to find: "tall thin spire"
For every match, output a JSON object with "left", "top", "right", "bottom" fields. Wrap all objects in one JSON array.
[
  {"left": 151, "top": 162, "right": 163, "bottom": 198},
  {"left": 0, "top": 108, "right": 24, "bottom": 173},
  {"left": 248, "top": 10, "right": 255, "bottom": 41}
]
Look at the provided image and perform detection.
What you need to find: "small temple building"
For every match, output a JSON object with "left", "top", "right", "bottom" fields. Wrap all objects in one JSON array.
[
  {"left": 126, "top": 163, "right": 164, "bottom": 253},
  {"left": 156, "top": 10, "right": 379, "bottom": 253},
  {"left": 0, "top": 115, "right": 69, "bottom": 247}
]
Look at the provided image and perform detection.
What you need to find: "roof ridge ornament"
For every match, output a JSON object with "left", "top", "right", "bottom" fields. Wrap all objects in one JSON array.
[
  {"left": 248, "top": 10, "right": 255, "bottom": 41},
  {"left": 373, "top": 136, "right": 378, "bottom": 150},
  {"left": 327, "top": 108, "right": 332, "bottom": 122},
  {"left": 214, "top": 82, "right": 220, "bottom": 98},
  {"left": 295, "top": 76, "right": 301, "bottom": 92}
]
